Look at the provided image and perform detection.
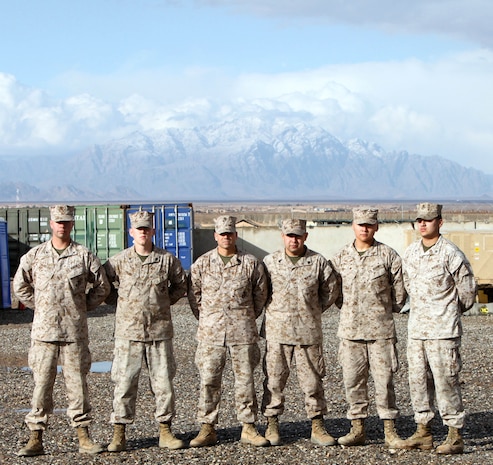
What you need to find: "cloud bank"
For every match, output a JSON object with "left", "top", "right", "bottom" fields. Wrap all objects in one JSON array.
[{"left": 1, "top": 44, "right": 493, "bottom": 173}]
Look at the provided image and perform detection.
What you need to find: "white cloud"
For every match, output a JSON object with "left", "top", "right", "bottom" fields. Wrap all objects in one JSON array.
[
  {"left": 0, "top": 75, "right": 59, "bottom": 148},
  {"left": 0, "top": 74, "right": 17, "bottom": 108},
  {"left": 0, "top": 74, "right": 129, "bottom": 153},
  {"left": 369, "top": 106, "right": 440, "bottom": 148}
]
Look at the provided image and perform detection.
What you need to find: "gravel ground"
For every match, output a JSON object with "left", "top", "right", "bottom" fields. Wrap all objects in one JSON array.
[{"left": 0, "top": 300, "right": 492, "bottom": 465}]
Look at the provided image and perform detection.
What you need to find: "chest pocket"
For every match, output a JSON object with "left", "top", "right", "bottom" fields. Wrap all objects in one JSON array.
[
  {"left": 270, "top": 268, "right": 291, "bottom": 293},
  {"left": 151, "top": 277, "right": 169, "bottom": 295},
  {"left": 202, "top": 274, "right": 221, "bottom": 294},
  {"left": 340, "top": 266, "right": 357, "bottom": 291},
  {"left": 424, "top": 259, "right": 451, "bottom": 292},
  {"left": 68, "top": 266, "right": 85, "bottom": 292},
  {"left": 369, "top": 264, "right": 389, "bottom": 294},
  {"left": 231, "top": 278, "right": 251, "bottom": 302},
  {"left": 298, "top": 266, "right": 319, "bottom": 293},
  {"left": 32, "top": 262, "right": 54, "bottom": 290}
]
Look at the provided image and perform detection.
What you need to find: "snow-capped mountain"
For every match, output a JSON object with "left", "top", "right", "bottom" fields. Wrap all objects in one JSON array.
[{"left": 1, "top": 120, "right": 492, "bottom": 201}]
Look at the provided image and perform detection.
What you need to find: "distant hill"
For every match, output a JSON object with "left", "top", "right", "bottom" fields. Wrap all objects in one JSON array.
[{"left": 1, "top": 120, "right": 492, "bottom": 201}]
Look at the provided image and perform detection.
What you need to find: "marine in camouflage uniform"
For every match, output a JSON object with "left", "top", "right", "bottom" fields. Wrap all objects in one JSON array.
[
  {"left": 103, "top": 210, "right": 187, "bottom": 452},
  {"left": 402, "top": 203, "right": 477, "bottom": 455},
  {"left": 187, "top": 216, "right": 269, "bottom": 447},
  {"left": 261, "top": 219, "right": 340, "bottom": 446},
  {"left": 13, "top": 205, "right": 110, "bottom": 457},
  {"left": 331, "top": 208, "right": 407, "bottom": 448}
]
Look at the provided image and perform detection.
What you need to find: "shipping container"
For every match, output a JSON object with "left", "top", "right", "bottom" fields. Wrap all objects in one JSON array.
[
  {"left": 0, "top": 204, "right": 195, "bottom": 277},
  {"left": 0, "top": 219, "right": 11, "bottom": 308},
  {"left": 0, "top": 207, "right": 51, "bottom": 277},
  {"left": 126, "top": 204, "right": 194, "bottom": 271},
  {"left": 73, "top": 205, "right": 126, "bottom": 264}
]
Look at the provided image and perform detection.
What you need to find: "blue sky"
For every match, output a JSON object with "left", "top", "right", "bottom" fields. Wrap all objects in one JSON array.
[{"left": 1, "top": 0, "right": 492, "bottom": 174}]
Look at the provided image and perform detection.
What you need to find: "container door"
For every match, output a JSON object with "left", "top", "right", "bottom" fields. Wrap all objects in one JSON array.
[
  {"left": 73, "top": 206, "right": 126, "bottom": 263},
  {"left": 0, "top": 220, "right": 11, "bottom": 308}
]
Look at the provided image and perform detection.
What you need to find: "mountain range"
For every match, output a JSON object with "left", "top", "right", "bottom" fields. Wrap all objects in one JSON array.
[{"left": 1, "top": 119, "right": 492, "bottom": 202}]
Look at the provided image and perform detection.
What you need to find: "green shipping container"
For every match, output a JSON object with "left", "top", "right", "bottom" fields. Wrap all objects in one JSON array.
[
  {"left": 73, "top": 205, "right": 126, "bottom": 263},
  {"left": 0, "top": 207, "right": 51, "bottom": 277}
]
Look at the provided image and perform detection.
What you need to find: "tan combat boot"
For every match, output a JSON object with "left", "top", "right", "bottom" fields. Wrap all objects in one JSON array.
[
  {"left": 265, "top": 416, "right": 281, "bottom": 446},
  {"left": 159, "top": 422, "right": 185, "bottom": 450},
  {"left": 77, "top": 426, "right": 104, "bottom": 454},
  {"left": 337, "top": 419, "right": 366, "bottom": 446},
  {"left": 436, "top": 427, "right": 464, "bottom": 454},
  {"left": 17, "top": 430, "right": 44, "bottom": 457},
  {"left": 402, "top": 422, "right": 433, "bottom": 450},
  {"left": 311, "top": 417, "right": 337, "bottom": 446},
  {"left": 241, "top": 423, "right": 270, "bottom": 446},
  {"left": 383, "top": 419, "right": 407, "bottom": 449},
  {"left": 107, "top": 423, "right": 126, "bottom": 452},
  {"left": 190, "top": 423, "right": 217, "bottom": 447}
]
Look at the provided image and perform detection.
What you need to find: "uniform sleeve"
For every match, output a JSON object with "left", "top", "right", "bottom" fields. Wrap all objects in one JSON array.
[
  {"left": 86, "top": 254, "right": 111, "bottom": 311},
  {"left": 389, "top": 251, "right": 408, "bottom": 313},
  {"left": 252, "top": 260, "right": 268, "bottom": 318},
  {"left": 320, "top": 258, "right": 341, "bottom": 312},
  {"left": 187, "top": 262, "right": 202, "bottom": 320},
  {"left": 452, "top": 256, "right": 477, "bottom": 312},
  {"left": 401, "top": 245, "right": 413, "bottom": 293},
  {"left": 103, "top": 258, "right": 119, "bottom": 306},
  {"left": 168, "top": 256, "right": 188, "bottom": 305},
  {"left": 330, "top": 253, "right": 343, "bottom": 309},
  {"left": 12, "top": 253, "right": 35, "bottom": 309},
  {"left": 263, "top": 256, "right": 274, "bottom": 308}
]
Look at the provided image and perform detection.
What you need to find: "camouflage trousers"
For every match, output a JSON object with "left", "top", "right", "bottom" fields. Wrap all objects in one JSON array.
[
  {"left": 26, "top": 339, "right": 93, "bottom": 430},
  {"left": 338, "top": 338, "right": 399, "bottom": 420},
  {"left": 111, "top": 338, "right": 177, "bottom": 424},
  {"left": 262, "top": 341, "right": 327, "bottom": 419},
  {"left": 407, "top": 337, "right": 465, "bottom": 428},
  {"left": 195, "top": 341, "right": 260, "bottom": 425}
]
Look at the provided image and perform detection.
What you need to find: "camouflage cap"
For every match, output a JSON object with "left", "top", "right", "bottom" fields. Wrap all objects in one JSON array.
[
  {"left": 130, "top": 210, "right": 154, "bottom": 229},
  {"left": 50, "top": 205, "right": 75, "bottom": 222},
  {"left": 282, "top": 219, "right": 307, "bottom": 236},
  {"left": 214, "top": 215, "right": 237, "bottom": 234},
  {"left": 352, "top": 207, "right": 378, "bottom": 225},
  {"left": 416, "top": 202, "right": 443, "bottom": 221}
]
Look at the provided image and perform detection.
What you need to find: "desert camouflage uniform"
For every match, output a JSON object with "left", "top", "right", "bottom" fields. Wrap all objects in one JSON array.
[
  {"left": 13, "top": 240, "right": 109, "bottom": 430},
  {"left": 403, "top": 235, "right": 477, "bottom": 428},
  {"left": 104, "top": 245, "right": 187, "bottom": 424},
  {"left": 332, "top": 240, "right": 407, "bottom": 420},
  {"left": 188, "top": 248, "right": 268, "bottom": 424},
  {"left": 261, "top": 248, "right": 339, "bottom": 419}
]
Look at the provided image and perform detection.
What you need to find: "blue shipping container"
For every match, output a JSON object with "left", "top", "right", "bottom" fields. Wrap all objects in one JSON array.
[
  {"left": 125, "top": 204, "right": 194, "bottom": 271},
  {"left": 0, "top": 219, "right": 11, "bottom": 308}
]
